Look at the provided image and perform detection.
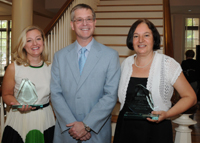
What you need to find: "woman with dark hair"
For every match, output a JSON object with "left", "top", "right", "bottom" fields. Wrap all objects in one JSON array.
[
  {"left": 1, "top": 25, "right": 55, "bottom": 143},
  {"left": 113, "top": 19, "right": 196, "bottom": 143}
]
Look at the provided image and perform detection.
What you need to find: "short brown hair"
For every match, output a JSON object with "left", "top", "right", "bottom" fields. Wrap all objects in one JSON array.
[{"left": 70, "top": 3, "right": 96, "bottom": 21}]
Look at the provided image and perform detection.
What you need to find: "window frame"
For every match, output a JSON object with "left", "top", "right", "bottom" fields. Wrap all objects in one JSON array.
[
  {"left": 184, "top": 18, "right": 200, "bottom": 60},
  {"left": 0, "top": 20, "right": 11, "bottom": 77}
]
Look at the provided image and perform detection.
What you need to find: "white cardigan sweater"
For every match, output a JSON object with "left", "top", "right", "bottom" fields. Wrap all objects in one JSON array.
[{"left": 118, "top": 52, "right": 182, "bottom": 111}]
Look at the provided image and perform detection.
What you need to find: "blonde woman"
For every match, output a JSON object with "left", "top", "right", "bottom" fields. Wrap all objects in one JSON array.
[{"left": 1, "top": 25, "right": 55, "bottom": 143}]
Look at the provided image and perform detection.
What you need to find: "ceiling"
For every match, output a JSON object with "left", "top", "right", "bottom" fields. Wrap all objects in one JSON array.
[
  {"left": 0, "top": 0, "right": 56, "bottom": 19},
  {"left": 170, "top": 6, "right": 200, "bottom": 14},
  {"left": 0, "top": 0, "right": 11, "bottom": 15},
  {"left": 170, "top": 0, "right": 200, "bottom": 14}
]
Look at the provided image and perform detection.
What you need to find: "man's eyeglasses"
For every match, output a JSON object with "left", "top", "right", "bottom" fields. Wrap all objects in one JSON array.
[{"left": 73, "top": 17, "right": 94, "bottom": 24}]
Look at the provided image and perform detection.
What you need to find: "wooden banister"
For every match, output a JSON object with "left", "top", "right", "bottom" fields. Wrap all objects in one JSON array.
[
  {"left": 44, "top": 0, "right": 74, "bottom": 36},
  {"left": 163, "top": 0, "right": 174, "bottom": 58}
]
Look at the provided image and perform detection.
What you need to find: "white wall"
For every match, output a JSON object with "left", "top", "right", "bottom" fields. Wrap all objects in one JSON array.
[{"left": 171, "top": 13, "right": 200, "bottom": 64}]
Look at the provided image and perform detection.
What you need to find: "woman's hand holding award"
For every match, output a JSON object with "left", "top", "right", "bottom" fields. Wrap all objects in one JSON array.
[
  {"left": 124, "top": 84, "right": 159, "bottom": 120},
  {"left": 12, "top": 79, "right": 43, "bottom": 109}
]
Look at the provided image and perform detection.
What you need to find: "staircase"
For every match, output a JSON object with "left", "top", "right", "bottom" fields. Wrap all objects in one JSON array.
[
  {"left": 94, "top": 0, "right": 164, "bottom": 63},
  {"left": 93, "top": 0, "right": 164, "bottom": 137}
]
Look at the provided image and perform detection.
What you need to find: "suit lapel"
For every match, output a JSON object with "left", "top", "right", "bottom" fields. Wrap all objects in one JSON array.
[
  {"left": 77, "top": 40, "right": 102, "bottom": 90},
  {"left": 66, "top": 43, "right": 80, "bottom": 84}
]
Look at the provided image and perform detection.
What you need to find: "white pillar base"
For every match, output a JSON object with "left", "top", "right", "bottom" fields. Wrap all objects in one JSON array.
[{"left": 172, "top": 114, "right": 197, "bottom": 143}]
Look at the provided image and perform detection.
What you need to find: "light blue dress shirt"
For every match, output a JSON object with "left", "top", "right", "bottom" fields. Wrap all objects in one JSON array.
[{"left": 76, "top": 38, "right": 94, "bottom": 61}]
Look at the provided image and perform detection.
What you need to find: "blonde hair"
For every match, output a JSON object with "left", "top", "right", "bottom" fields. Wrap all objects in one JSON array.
[{"left": 12, "top": 25, "right": 50, "bottom": 66}]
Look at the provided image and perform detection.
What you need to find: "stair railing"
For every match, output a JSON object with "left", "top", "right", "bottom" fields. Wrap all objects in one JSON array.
[{"left": 163, "top": 0, "right": 174, "bottom": 57}]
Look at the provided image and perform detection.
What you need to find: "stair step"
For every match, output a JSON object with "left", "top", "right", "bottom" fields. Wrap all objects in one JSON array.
[
  {"left": 94, "top": 27, "right": 163, "bottom": 35},
  {"left": 111, "top": 115, "right": 119, "bottom": 123},
  {"left": 110, "top": 46, "right": 135, "bottom": 55},
  {"left": 99, "top": 0, "right": 162, "bottom": 5},
  {"left": 96, "top": 10, "right": 163, "bottom": 13},
  {"left": 96, "top": 11, "right": 163, "bottom": 18},
  {"left": 100, "top": 0, "right": 161, "bottom": 1},
  {"left": 112, "top": 102, "right": 121, "bottom": 115},
  {"left": 112, "top": 123, "right": 116, "bottom": 137},
  {"left": 97, "top": 5, "right": 163, "bottom": 11},
  {"left": 94, "top": 36, "right": 164, "bottom": 45},
  {"left": 96, "top": 19, "right": 163, "bottom": 26}
]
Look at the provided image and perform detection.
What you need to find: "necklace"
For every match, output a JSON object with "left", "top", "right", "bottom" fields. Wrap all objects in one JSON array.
[
  {"left": 135, "top": 53, "right": 154, "bottom": 68},
  {"left": 30, "top": 60, "right": 43, "bottom": 66}
]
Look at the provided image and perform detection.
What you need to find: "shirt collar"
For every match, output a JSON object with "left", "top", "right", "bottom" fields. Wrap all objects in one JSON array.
[{"left": 76, "top": 38, "right": 94, "bottom": 53}]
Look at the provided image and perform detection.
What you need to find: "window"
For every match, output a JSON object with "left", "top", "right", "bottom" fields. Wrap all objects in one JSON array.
[
  {"left": 185, "top": 18, "right": 199, "bottom": 59},
  {"left": 0, "top": 20, "right": 11, "bottom": 76}
]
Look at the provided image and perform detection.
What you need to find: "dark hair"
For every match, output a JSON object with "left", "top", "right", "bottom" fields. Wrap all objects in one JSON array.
[
  {"left": 185, "top": 50, "right": 195, "bottom": 58},
  {"left": 70, "top": 4, "right": 96, "bottom": 21},
  {"left": 126, "top": 19, "right": 160, "bottom": 51}
]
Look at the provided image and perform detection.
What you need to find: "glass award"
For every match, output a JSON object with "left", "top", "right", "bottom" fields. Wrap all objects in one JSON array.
[
  {"left": 124, "top": 84, "right": 159, "bottom": 120},
  {"left": 12, "top": 78, "right": 42, "bottom": 109}
]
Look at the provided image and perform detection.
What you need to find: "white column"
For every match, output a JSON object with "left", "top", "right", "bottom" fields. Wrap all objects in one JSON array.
[{"left": 11, "top": 0, "right": 33, "bottom": 54}]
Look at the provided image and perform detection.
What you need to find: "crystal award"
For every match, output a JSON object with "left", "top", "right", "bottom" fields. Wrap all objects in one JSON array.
[
  {"left": 124, "top": 84, "right": 159, "bottom": 120},
  {"left": 12, "top": 78, "right": 43, "bottom": 108}
]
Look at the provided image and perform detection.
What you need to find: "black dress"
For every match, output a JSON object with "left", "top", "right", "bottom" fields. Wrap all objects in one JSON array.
[{"left": 113, "top": 77, "right": 173, "bottom": 143}]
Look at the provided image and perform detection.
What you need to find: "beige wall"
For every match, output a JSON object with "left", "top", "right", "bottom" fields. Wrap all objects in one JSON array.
[
  {"left": 172, "top": 14, "right": 200, "bottom": 64},
  {"left": 171, "top": 14, "right": 185, "bottom": 64},
  {"left": 33, "top": 14, "right": 52, "bottom": 30},
  {"left": 45, "top": 0, "right": 66, "bottom": 12},
  {"left": 33, "top": 0, "right": 56, "bottom": 30}
]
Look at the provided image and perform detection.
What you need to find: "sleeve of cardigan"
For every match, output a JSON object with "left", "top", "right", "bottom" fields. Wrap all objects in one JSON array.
[{"left": 167, "top": 57, "right": 182, "bottom": 85}]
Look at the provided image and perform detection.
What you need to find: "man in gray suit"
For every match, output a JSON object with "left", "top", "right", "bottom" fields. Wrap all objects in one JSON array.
[{"left": 50, "top": 3, "right": 121, "bottom": 143}]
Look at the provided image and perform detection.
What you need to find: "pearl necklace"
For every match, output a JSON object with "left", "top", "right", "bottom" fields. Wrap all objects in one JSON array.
[
  {"left": 30, "top": 60, "right": 43, "bottom": 66},
  {"left": 135, "top": 53, "right": 154, "bottom": 68}
]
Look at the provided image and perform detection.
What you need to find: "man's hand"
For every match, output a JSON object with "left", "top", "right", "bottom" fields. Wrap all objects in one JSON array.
[
  {"left": 66, "top": 121, "right": 88, "bottom": 140},
  {"left": 80, "top": 132, "right": 91, "bottom": 141}
]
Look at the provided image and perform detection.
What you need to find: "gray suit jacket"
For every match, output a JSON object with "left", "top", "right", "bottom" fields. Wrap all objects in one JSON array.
[{"left": 50, "top": 39, "right": 121, "bottom": 143}]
